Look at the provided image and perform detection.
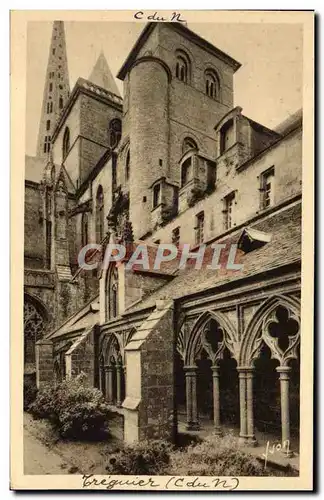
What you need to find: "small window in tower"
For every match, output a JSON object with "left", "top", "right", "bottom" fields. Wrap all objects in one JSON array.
[
  {"left": 58, "top": 73, "right": 61, "bottom": 78},
  {"left": 81, "top": 213, "right": 89, "bottom": 247},
  {"left": 59, "top": 97, "right": 63, "bottom": 109},
  {"left": 46, "top": 103, "right": 50, "bottom": 113},
  {"left": 50, "top": 102, "right": 53, "bottom": 113},
  {"left": 108, "top": 118, "right": 122, "bottom": 149},
  {"left": 62, "top": 127, "right": 70, "bottom": 159},
  {"left": 52, "top": 48, "right": 56, "bottom": 55},
  {"left": 125, "top": 149, "right": 130, "bottom": 181},
  {"left": 205, "top": 69, "right": 220, "bottom": 100},
  {"left": 49, "top": 83, "right": 53, "bottom": 92},
  {"left": 195, "top": 212, "right": 205, "bottom": 244},
  {"left": 59, "top": 85, "right": 63, "bottom": 90},
  {"left": 46, "top": 120, "right": 50, "bottom": 131},
  {"left": 153, "top": 184, "right": 161, "bottom": 209}
]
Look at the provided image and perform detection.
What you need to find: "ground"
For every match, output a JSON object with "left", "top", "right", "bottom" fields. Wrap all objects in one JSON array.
[
  {"left": 24, "top": 413, "right": 119, "bottom": 475},
  {"left": 24, "top": 412, "right": 299, "bottom": 476}
]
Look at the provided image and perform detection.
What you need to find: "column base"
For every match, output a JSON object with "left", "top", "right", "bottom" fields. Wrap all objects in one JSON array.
[
  {"left": 238, "top": 435, "right": 257, "bottom": 447},
  {"left": 186, "top": 422, "right": 200, "bottom": 431},
  {"left": 213, "top": 427, "right": 222, "bottom": 436}
]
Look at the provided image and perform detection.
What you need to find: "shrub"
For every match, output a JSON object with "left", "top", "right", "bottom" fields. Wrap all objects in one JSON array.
[
  {"left": 106, "top": 440, "right": 174, "bottom": 475},
  {"left": 23, "top": 377, "right": 38, "bottom": 411},
  {"left": 29, "top": 373, "right": 110, "bottom": 440},
  {"left": 55, "top": 375, "right": 110, "bottom": 439},
  {"left": 168, "top": 435, "right": 270, "bottom": 476},
  {"left": 29, "top": 384, "right": 56, "bottom": 420}
]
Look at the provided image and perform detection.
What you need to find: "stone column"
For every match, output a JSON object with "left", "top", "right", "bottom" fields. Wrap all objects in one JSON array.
[
  {"left": 246, "top": 368, "right": 257, "bottom": 446},
  {"left": 238, "top": 368, "right": 247, "bottom": 444},
  {"left": 276, "top": 366, "right": 293, "bottom": 456},
  {"left": 211, "top": 365, "right": 222, "bottom": 435},
  {"left": 116, "top": 363, "right": 122, "bottom": 407},
  {"left": 105, "top": 366, "right": 114, "bottom": 404},
  {"left": 184, "top": 366, "right": 199, "bottom": 430}
]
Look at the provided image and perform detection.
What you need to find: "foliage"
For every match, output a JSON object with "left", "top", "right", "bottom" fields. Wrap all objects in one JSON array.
[
  {"left": 29, "top": 373, "right": 110, "bottom": 440},
  {"left": 29, "top": 384, "right": 56, "bottom": 419},
  {"left": 23, "top": 376, "right": 38, "bottom": 411},
  {"left": 168, "top": 435, "right": 271, "bottom": 476},
  {"left": 105, "top": 440, "right": 174, "bottom": 475},
  {"left": 104, "top": 434, "right": 294, "bottom": 477}
]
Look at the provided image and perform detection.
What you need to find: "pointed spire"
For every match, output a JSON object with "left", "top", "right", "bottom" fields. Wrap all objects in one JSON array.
[
  {"left": 88, "top": 52, "right": 120, "bottom": 96},
  {"left": 36, "top": 21, "right": 70, "bottom": 159}
]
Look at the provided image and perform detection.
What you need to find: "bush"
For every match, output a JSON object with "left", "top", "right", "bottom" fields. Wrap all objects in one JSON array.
[
  {"left": 168, "top": 435, "right": 270, "bottom": 476},
  {"left": 29, "top": 373, "right": 110, "bottom": 440},
  {"left": 29, "top": 384, "right": 56, "bottom": 420},
  {"left": 106, "top": 440, "right": 174, "bottom": 475},
  {"left": 23, "top": 377, "right": 38, "bottom": 411}
]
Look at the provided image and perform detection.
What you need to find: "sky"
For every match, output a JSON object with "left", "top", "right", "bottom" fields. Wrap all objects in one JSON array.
[{"left": 26, "top": 21, "right": 303, "bottom": 157}]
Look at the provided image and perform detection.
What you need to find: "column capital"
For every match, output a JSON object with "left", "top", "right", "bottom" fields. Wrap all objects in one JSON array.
[
  {"left": 211, "top": 365, "right": 220, "bottom": 375},
  {"left": 237, "top": 366, "right": 255, "bottom": 373},
  {"left": 104, "top": 365, "right": 113, "bottom": 373},
  {"left": 184, "top": 365, "right": 198, "bottom": 374},
  {"left": 276, "top": 365, "right": 291, "bottom": 379}
]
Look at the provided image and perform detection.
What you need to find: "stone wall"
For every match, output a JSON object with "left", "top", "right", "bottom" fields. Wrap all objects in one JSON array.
[
  {"left": 35, "top": 339, "right": 54, "bottom": 388},
  {"left": 145, "top": 127, "right": 302, "bottom": 247},
  {"left": 24, "top": 183, "right": 44, "bottom": 269},
  {"left": 123, "top": 301, "right": 175, "bottom": 443}
]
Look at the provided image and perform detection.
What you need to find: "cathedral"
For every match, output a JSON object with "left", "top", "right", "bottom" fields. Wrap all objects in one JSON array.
[{"left": 24, "top": 21, "right": 302, "bottom": 451}]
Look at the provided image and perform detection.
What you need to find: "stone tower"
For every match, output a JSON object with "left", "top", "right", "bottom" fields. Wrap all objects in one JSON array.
[{"left": 36, "top": 21, "right": 70, "bottom": 159}]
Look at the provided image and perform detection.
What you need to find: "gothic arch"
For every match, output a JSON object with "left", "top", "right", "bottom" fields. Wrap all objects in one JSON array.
[
  {"left": 24, "top": 293, "right": 49, "bottom": 368},
  {"left": 105, "top": 263, "right": 119, "bottom": 321},
  {"left": 103, "top": 333, "right": 122, "bottom": 365},
  {"left": 239, "top": 294, "right": 300, "bottom": 367},
  {"left": 184, "top": 310, "right": 238, "bottom": 366}
]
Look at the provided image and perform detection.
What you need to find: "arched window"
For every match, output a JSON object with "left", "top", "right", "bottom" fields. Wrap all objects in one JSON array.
[
  {"left": 95, "top": 185, "right": 104, "bottom": 243},
  {"left": 81, "top": 212, "right": 89, "bottom": 247},
  {"left": 102, "top": 334, "right": 125, "bottom": 406},
  {"left": 205, "top": 70, "right": 220, "bottom": 100},
  {"left": 24, "top": 296, "right": 47, "bottom": 369},
  {"left": 62, "top": 127, "right": 70, "bottom": 159},
  {"left": 125, "top": 148, "right": 130, "bottom": 181},
  {"left": 175, "top": 50, "right": 191, "bottom": 84},
  {"left": 106, "top": 265, "right": 119, "bottom": 321},
  {"left": 108, "top": 118, "right": 122, "bottom": 149},
  {"left": 46, "top": 119, "right": 51, "bottom": 131},
  {"left": 182, "top": 137, "right": 198, "bottom": 156},
  {"left": 59, "top": 96, "right": 63, "bottom": 109}
]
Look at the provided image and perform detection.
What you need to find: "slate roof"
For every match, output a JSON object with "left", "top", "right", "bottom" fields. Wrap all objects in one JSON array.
[
  {"left": 125, "top": 201, "right": 301, "bottom": 314},
  {"left": 47, "top": 295, "right": 99, "bottom": 340},
  {"left": 89, "top": 52, "right": 121, "bottom": 97}
]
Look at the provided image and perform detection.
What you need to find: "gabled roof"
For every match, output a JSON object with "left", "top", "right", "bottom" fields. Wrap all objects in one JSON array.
[
  {"left": 117, "top": 22, "right": 241, "bottom": 81},
  {"left": 89, "top": 52, "right": 121, "bottom": 96}
]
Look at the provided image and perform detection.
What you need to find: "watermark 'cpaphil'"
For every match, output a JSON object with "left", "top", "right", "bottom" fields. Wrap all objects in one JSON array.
[{"left": 77, "top": 242, "right": 244, "bottom": 273}]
